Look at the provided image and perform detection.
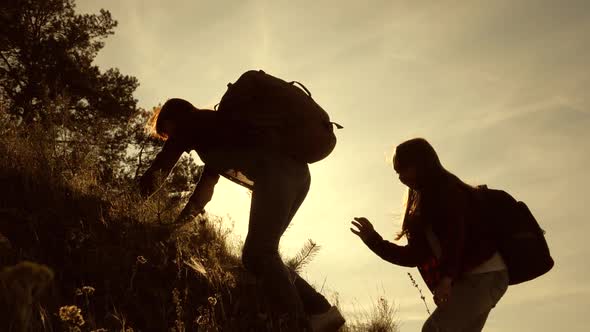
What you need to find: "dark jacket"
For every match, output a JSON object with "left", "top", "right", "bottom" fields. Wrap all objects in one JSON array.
[
  {"left": 364, "top": 184, "right": 497, "bottom": 291},
  {"left": 139, "top": 111, "right": 255, "bottom": 213}
]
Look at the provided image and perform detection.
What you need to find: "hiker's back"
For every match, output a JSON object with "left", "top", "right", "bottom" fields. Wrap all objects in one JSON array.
[{"left": 217, "top": 70, "right": 340, "bottom": 164}]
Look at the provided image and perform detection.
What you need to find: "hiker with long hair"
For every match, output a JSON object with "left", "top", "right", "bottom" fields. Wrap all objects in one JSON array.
[
  {"left": 139, "top": 98, "right": 344, "bottom": 331},
  {"left": 350, "top": 138, "right": 508, "bottom": 332}
]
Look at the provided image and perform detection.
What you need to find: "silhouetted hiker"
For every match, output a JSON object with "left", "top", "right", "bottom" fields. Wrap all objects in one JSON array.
[
  {"left": 139, "top": 97, "right": 344, "bottom": 331},
  {"left": 351, "top": 138, "right": 508, "bottom": 332}
]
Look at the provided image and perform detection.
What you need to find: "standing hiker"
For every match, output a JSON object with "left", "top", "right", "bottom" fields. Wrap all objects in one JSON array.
[
  {"left": 139, "top": 71, "right": 344, "bottom": 332},
  {"left": 350, "top": 138, "right": 509, "bottom": 332}
]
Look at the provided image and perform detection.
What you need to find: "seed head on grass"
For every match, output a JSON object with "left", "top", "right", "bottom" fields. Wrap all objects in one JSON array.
[
  {"left": 75, "top": 286, "right": 96, "bottom": 296},
  {"left": 286, "top": 239, "right": 320, "bottom": 273},
  {"left": 59, "top": 305, "right": 85, "bottom": 327},
  {"left": 408, "top": 272, "right": 431, "bottom": 315}
]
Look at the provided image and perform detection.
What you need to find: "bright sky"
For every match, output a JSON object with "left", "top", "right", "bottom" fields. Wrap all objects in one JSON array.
[{"left": 77, "top": 1, "right": 590, "bottom": 330}]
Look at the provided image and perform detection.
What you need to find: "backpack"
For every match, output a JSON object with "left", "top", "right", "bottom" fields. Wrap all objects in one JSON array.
[
  {"left": 477, "top": 185, "right": 554, "bottom": 285},
  {"left": 216, "top": 70, "right": 342, "bottom": 163}
]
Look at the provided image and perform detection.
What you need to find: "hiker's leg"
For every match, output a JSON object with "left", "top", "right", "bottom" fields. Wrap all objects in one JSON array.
[
  {"left": 241, "top": 155, "right": 310, "bottom": 326},
  {"left": 293, "top": 273, "right": 332, "bottom": 315},
  {"left": 461, "top": 311, "right": 490, "bottom": 332},
  {"left": 282, "top": 169, "right": 332, "bottom": 316},
  {"left": 284, "top": 169, "right": 311, "bottom": 225},
  {"left": 421, "top": 270, "right": 508, "bottom": 332}
]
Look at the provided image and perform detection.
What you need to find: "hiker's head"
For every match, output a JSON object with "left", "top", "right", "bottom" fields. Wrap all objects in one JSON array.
[
  {"left": 149, "top": 98, "right": 196, "bottom": 140},
  {"left": 393, "top": 138, "right": 444, "bottom": 191},
  {"left": 394, "top": 138, "right": 475, "bottom": 240}
]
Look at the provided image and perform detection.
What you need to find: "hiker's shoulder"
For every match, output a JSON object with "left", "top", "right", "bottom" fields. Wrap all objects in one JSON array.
[{"left": 435, "top": 179, "right": 473, "bottom": 210}]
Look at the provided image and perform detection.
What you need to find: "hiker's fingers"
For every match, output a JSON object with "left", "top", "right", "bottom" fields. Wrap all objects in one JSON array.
[
  {"left": 350, "top": 227, "right": 370, "bottom": 242},
  {"left": 434, "top": 294, "right": 450, "bottom": 307},
  {"left": 350, "top": 220, "right": 367, "bottom": 232},
  {"left": 351, "top": 221, "right": 375, "bottom": 243},
  {"left": 354, "top": 217, "right": 373, "bottom": 230},
  {"left": 433, "top": 279, "right": 452, "bottom": 307},
  {"left": 354, "top": 217, "right": 370, "bottom": 225}
]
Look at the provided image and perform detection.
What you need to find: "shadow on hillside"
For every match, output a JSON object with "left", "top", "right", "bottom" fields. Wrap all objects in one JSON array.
[
  {"left": 0, "top": 126, "right": 400, "bottom": 332},
  {"left": 0, "top": 134, "right": 316, "bottom": 331},
  {"left": 0, "top": 199, "right": 302, "bottom": 331}
]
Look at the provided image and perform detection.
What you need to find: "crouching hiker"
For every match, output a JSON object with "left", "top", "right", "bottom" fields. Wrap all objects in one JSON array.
[
  {"left": 139, "top": 68, "right": 345, "bottom": 332},
  {"left": 351, "top": 138, "right": 510, "bottom": 332}
]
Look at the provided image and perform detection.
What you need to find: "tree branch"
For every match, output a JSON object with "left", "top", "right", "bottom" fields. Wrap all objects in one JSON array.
[
  {"left": 134, "top": 145, "right": 145, "bottom": 180},
  {"left": 0, "top": 51, "right": 16, "bottom": 73},
  {"left": 0, "top": 51, "right": 26, "bottom": 88},
  {"left": 0, "top": 82, "right": 17, "bottom": 99}
]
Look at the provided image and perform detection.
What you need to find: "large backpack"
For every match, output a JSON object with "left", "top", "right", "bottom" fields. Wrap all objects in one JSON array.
[
  {"left": 216, "top": 70, "right": 342, "bottom": 164},
  {"left": 477, "top": 185, "right": 554, "bottom": 285}
]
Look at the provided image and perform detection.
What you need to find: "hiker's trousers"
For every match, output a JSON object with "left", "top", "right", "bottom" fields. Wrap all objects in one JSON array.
[
  {"left": 422, "top": 269, "right": 509, "bottom": 332},
  {"left": 202, "top": 148, "right": 330, "bottom": 321}
]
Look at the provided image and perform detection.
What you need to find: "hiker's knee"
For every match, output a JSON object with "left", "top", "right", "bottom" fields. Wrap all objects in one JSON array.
[
  {"left": 241, "top": 247, "right": 256, "bottom": 272},
  {"left": 242, "top": 244, "right": 279, "bottom": 273},
  {"left": 241, "top": 244, "right": 262, "bottom": 272}
]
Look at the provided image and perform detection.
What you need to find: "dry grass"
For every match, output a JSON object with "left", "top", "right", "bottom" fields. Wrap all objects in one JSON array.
[
  {"left": 0, "top": 116, "right": 401, "bottom": 331},
  {"left": 338, "top": 297, "right": 400, "bottom": 332}
]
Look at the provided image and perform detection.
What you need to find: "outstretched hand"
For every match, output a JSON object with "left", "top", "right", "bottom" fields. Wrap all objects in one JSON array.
[{"left": 350, "top": 217, "right": 377, "bottom": 243}]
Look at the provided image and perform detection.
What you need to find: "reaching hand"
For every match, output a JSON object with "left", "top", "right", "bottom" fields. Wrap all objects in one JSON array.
[
  {"left": 350, "top": 217, "right": 377, "bottom": 243},
  {"left": 433, "top": 277, "right": 453, "bottom": 307}
]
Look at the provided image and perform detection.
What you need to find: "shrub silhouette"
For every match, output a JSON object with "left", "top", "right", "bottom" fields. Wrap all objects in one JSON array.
[
  {"left": 0, "top": 121, "right": 297, "bottom": 331},
  {"left": 0, "top": 113, "right": 399, "bottom": 331}
]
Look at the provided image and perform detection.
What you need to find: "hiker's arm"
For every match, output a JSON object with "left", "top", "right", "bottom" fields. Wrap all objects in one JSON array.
[
  {"left": 351, "top": 217, "right": 420, "bottom": 267},
  {"left": 364, "top": 232, "right": 421, "bottom": 267},
  {"left": 139, "top": 140, "right": 184, "bottom": 198},
  {"left": 176, "top": 165, "right": 220, "bottom": 222}
]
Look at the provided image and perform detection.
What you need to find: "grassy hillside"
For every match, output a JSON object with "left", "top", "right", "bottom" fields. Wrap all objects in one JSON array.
[{"left": 0, "top": 123, "right": 399, "bottom": 332}]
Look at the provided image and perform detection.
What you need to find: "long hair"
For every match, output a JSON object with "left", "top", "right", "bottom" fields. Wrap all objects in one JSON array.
[
  {"left": 394, "top": 138, "right": 474, "bottom": 240},
  {"left": 147, "top": 98, "right": 196, "bottom": 141}
]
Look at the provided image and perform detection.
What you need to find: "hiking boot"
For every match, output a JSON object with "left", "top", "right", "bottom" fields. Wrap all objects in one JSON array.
[{"left": 309, "top": 306, "right": 345, "bottom": 332}]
